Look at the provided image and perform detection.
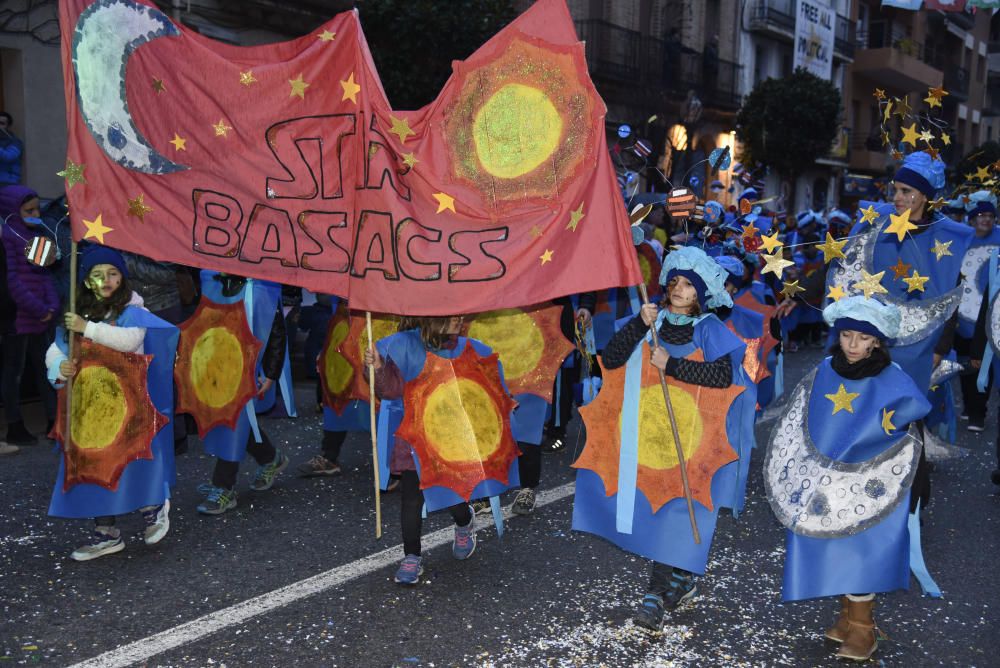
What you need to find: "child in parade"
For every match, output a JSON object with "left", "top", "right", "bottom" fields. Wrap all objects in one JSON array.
[
  {"left": 46, "top": 246, "right": 178, "bottom": 561},
  {"left": 764, "top": 297, "right": 930, "bottom": 661}
]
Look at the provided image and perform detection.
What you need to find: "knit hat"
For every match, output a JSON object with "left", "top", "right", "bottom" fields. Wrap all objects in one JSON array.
[
  {"left": 80, "top": 245, "right": 129, "bottom": 279},
  {"left": 966, "top": 190, "right": 997, "bottom": 217},
  {"left": 823, "top": 296, "right": 900, "bottom": 340},
  {"left": 660, "top": 246, "right": 733, "bottom": 309},
  {"left": 893, "top": 151, "right": 946, "bottom": 199}
]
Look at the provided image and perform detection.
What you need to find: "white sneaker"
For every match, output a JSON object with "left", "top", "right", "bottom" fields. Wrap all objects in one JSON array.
[
  {"left": 141, "top": 500, "right": 170, "bottom": 545},
  {"left": 70, "top": 527, "right": 124, "bottom": 562},
  {"left": 0, "top": 443, "right": 19, "bottom": 455}
]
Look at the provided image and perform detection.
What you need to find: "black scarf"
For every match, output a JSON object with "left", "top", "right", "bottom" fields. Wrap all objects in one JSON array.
[{"left": 829, "top": 343, "right": 891, "bottom": 380}]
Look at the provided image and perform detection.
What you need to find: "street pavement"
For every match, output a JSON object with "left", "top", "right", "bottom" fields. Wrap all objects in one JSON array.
[{"left": 2, "top": 348, "right": 999, "bottom": 667}]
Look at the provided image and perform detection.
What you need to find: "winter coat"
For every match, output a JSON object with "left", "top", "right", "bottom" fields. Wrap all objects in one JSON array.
[
  {"left": 0, "top": 132, "right": 23, "bottom": 186},
  {"left": 0, "top": 185, "right": 59, "bottom": 335}
]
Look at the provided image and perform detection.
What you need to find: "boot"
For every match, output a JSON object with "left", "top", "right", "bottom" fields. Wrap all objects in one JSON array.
[
  {"left": 824, "top": 596, "right": 850, "bottom": 643},
  {"left": 836, "top": 597, "right": 878, "bottom": 661},
  {"left": 3, "top": 420, "right": 37, "bottom": 446}
]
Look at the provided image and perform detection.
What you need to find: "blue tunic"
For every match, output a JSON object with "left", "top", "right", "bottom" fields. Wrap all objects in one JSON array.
[{"left": 957, "top": 226, "right": 1000, "bottom": 339}]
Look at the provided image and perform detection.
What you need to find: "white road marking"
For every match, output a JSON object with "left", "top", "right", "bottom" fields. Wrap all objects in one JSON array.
[{"left": 68, "top": 481, "right": 576, "bottom": 668}]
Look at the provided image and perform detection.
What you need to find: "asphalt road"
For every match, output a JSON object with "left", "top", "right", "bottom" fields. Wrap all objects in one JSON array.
[{"left": 2, "top": 348, "right": 998, "bottom": 667}]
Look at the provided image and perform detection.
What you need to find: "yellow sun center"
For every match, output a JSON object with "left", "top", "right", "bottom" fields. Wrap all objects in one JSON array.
[
  {"left": 191, "top": 327, "right": 245, "bottom": 408},
  {"left": 472, "top": 83, "right": 562, "bottom": 179},
  {"left": 467, "top": 309, "right": 543, "bottom": 383},
  {"left": 424, "top": 378, "right": 501, "bottom": 461},
  {"left": 630, "top": 385, "right": 702, "bottom": 469},
  {"left": 324, "top": 321, "right": 353, "bottom": 395},
  {"left": 72, "top": 366, "right": 127, "bottom": 450}
]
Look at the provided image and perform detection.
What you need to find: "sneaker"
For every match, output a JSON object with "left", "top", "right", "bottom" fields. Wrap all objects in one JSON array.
[
  {"left": 471, "top": 499, "right": 491, "bottom": 515},
  {"left": 251, "top": 450, "right": 289, "bottom": 491},
  {"left": 662, "top": 569, "right": 699, "bottom": 610},
  {"left": 959, "top": 413, "right": 970, "bottom": 421},
  {"left": 452, "top": 509, "right": 477, "bottom": 560},
  {"left": 70, "top": 527, "right": 124, "bottom": 561},
  {"left": 4, "top": 421, "right": 37, "bottom": 447},
  {"left": 968, "top": 418, "right": 985, "bottom": 433},
  {"left": 394, "top": 554, "right": 424, "bottom": 585},
  {"left": 197, "top": 485, "right": 237, "bottom": 515},
  {"left": 511, "top": 488, "right": 536, "bottom": 516},
  {"left": 141, "top": 500, "right": 170, "bottom": 545},
  {"left": 297, "top": 455, "right": 342, "bottom": 478},
  {"left": 541, "top": 433, "right": 566, "bottom": 455},
  {"left": 634, "top": 594, "right": 666, "bottom": 633},
  {"left": 0, "top": 443, "right": 19, "bottom": 455}
]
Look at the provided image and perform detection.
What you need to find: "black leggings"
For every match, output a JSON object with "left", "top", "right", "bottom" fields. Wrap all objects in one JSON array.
[
  {"left": 211, "top": 431, "right": 277, "bottom": 489},
  {"left": 322, "top": 429, "right": 347, "bottom": 463},
  {"left": 400, "top": 470, "right": 471, "bottom": 556},
  {"left": 518, "top": 442, "right": 541, "bottom": 489}
]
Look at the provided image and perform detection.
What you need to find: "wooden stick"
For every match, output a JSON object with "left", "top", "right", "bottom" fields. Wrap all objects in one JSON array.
[
  {"left": 65, "top": 240, "right": 78, "bottom": 444},
  {"left": 365, "top": 311, "right": 382, "bottom": 540},
  {"left": 637, "top": 283, "right": 701, "bottom": 544}
]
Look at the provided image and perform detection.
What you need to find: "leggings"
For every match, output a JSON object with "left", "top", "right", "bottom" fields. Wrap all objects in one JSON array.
[
  {"left": 400, "top": 469, "right": 471, "bottom": 556},
  {"left": 211, "top": 431, "right": 277, "bottom": 489},
  {"left": 518, "top": 442, "right": 541, "bottom": 489}
]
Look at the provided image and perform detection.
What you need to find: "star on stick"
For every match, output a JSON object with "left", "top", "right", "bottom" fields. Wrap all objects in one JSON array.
[
  {"left": 881, "top": 408, "right": 897, "bottom": 435},
  {"left": 927, "top": 197, "right": 947, "bottom": 212},
  {"left": 780, "top": 280, "right": 805, "bottom": 299},
  {"left": 388, "top": 116, "right": 415, "bottom": 143},
  {"left": 289, "top": 73, "right": 310, "bottom": 100},
  {"left": 903, "top": 270, "right": 929, "bottom": 292},
  {"left": 889, "top": 257, "right": 912, "bottom": 280},
  {"left": 340, "top": 72, "right": 360, "bottom": 104},
  {"left": 126, "top": 193, "right": 153, "bottom": 222},
  {"left": 539, "top": 249, "right": 554, "bottom": 264},
  {"left": 817, "top": 232, "right": 847, "bottom": 263},
  {"left": 852, "top": 269, "right": 887, "bottom": 299},
  {"left": 825, "top": 383, "right": 860, "bottom": 414},
  {"left": 930, "top": 239, "right": 953, "bottom": 260},
  {"left": 827, "top": 285, "right": 846, "bottom": 302},
  {"left": 82, "top": 213, "right": 112, "bottom": 244},
  {"left": 761, "top": 252, "right": 794, "bottom": 279},
  {"left": 919, "top": 129, "right": 934, "bottom": 144},
  {"left": 566, "top": 202, "right": 585, "bottom": 231},
  {"left": 760, "top": 231, "right": 783, "bottom": 253},
  {"left": 169, "top": 133, "right": 187, "bottom": 151},
  {"left": 941, "top": 133, "right": 951, "bottom": 146},
  {"left": 859, "top": 205, "right": 880, "bottom": 226},
  {"left": 874, "top": 88, "right": 886, "bottom": 100},
  {"left": 432, "top": 192, "right": 455, "bottom": 214},
  {"left": 239, "top": 70, "right": 257, "bottom": 86},
  {"left": 741, "top": 221, "right": 759, "bottom": 238},
  {"left": 57, "top": 159, "right": 86, "bottom": 188},
  {"left": 885, "top": 209, "right": 917, "bottom": 242}
]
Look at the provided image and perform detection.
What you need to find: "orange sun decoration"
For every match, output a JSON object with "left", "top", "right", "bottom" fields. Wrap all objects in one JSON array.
[
  {"left": 734, "top": 291, "right": 780, "bottom": 369},
  {"left": 318, "top": 306, "right": 399, "bottom": 413}
]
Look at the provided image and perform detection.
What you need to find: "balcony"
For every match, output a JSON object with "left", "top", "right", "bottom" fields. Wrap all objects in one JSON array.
[
  {"left": 853, "top": 26, "right": 943, "bottom": 91},
  {"left": 748, "top": 0, "right": 795, "bottom": 40},
  {"left": 848, "top": 130, "right": 889, "bottom": 174},
  {"left": 575, "top": 19, "right": 640, "bottom": 82},
  {"left": 834, "top": 14, "right": 855, "bottom": 62},
  {"left": 945, "top": 65, "right": 970, "bottom": 101}
]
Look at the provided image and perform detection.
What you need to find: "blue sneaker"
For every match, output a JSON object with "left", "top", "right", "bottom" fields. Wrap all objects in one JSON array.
[
  {"left": 197, "top": 484, "right": 237, "bottom": 515},
  {"left": 634, "top": 594, "right": 665, "bottom": 633},
  {"left": 452, "top": 508, "right": 476, "bottom": 560},
  {"left": 394, "top": 554, "right": 423, "bottom": 585},
  {"left": 251, "top": 450, "right": 289, "bottom": 491}
]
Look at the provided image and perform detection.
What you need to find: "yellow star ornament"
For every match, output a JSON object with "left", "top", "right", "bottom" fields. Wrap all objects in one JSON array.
[
  {"left": 388, "top": 116, "right": 415, "bottom": 144},
  {"left": 930, "top": 239, "right": 953, "bottom": 261},
  {"left": 761, "top": 252, "right": 794, "bottom": 280},
  {"left": 289, "top": 74, "right": 310, "bottom": 100},
  {"left": 169, "top": 133, "right": 187, "bottom": 151},
  {"left": 780, "top": 281, "right": 805, "bottom": 299},
  {"left": 82, "top": 214, "right": 112, "bottom": 244},
  {"left": 57, "top": 159, "right": 86, "bottom": 188},
  {"left": 566, "top": 202, "right": 585, "bottom": 231},
  {"left": 401, "top": 153, "right": 418, "bottom": 170},
  {"left": 881, "top": 408, "right": 897, "bottom": 435},
  {"left": 213, "top": 119, "right": 232, "bottom": 137},
  {"left": 825, "top": 383, "right": 860, "bottom": 415},
  {"left": 432, "top": 192, "right": 455, "bottom": 214},
  {"left": 859, "top": 205, "right": 880, "bottom": 226},
  {"left": 827, "top": 284, "right": 846, "bottom": 302},
  {"left": 539, "top": 249, "right": 554, "bottom": 265},
  {"left": 126, "top": 193, "right": 153, "bottom": 222},
  {"left": 340, "top": 73, "right": 361, "bottom": 104},
  {"left": 817, "top": 233, "right": 847, "bottom": 263},
  {"left": 852, "top": 269, "right": 888, "bottom": 299},
  {"left": 903, "top": 270, "right": 929, "bottom": 293},
  {"left": 760, "top": 231, "right": 783, "bottom": 253},
  {"left": 885, "top": 209, "right": 917, "bottom": 242},
  {"left": 900, "top": 123, "right": 920, "bottom": 147},
  {"left": 975, "top": 165, "right": 991, "bottom": 181}
]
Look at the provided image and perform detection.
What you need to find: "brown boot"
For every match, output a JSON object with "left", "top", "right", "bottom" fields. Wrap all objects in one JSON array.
[
  {"left": 836, "top": 597, "right": 878, "bottom": 661},
  {"left": 824, "top": 596, "right": 850, "bottom": 643}
]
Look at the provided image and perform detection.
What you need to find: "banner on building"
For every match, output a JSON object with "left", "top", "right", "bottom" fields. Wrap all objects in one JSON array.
[{"left": 794, "top": 0, "right": 835, "bottom": 80}]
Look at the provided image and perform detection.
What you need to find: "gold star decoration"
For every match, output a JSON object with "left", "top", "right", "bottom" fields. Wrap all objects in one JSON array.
[
  {"left": 152, "top": 78, "right": 165, "bottom": 94},
  {"left": 126, "top": 193, "right": 153, "bottom": 222},
  {"left": 567, "top": 202, "right": 585, "bottom": 231},
  {"left": 919, "top": 129, "right": 934, "bottom": 144},
  {"left": 780, "top": 280, "right": 805, "bottom": 299},
  {"left": 901, "top": 123, "right": 921, "bottom": 147},
  {"left": 930, "top": 238, "right": 953, "bottom": 261},
  {"left": 817, "top": 232, "right": 847, "bottom": 263},
  {"left": 975, "top": 165, "right": 991, "bottom": 181},
  {"left": 318, "top": 29, "right": 336, "bottom": 42},
  {"left": 852, "top": 269, "right": 888, "bottom": 299},
  {"left": 289, "top": 73, "right": 310, "bottom": 100},
  {"left": 169, "top": 133, "right": 187, "bottom": 151},
  {"left": 539, "top": 249, "right": 554, "bottom": 265},
  {"left": 388, "top": 116, "right": 415, "bottom": 143},
  {"left": 903, "top": 269, "right": 929, "bottom": 293},
  {"left": 213, "top": 119, "right": 232, "bottom": 137},
  {"left": 881, "top": 407, "right": 897, "bottom": 435},
  {"left": 827, "top": 284, "right": 846, "bottom": 302},
  {"left": 57, "top": 159, "right": 86, "bottom": 188},
  {"left": 883, "top": 101, "right": 893, "bottom": 121},
  {"left": 432, "top": 192, "right": 455, "bottom": 214},
  {"left": 893, "top": 95, "right": 911, "bottom": 118},
  {"left": 874, "top": 88, "right": 886, "bottom": 100},
  {"left": 825, "top": 383, "right": 860, "bottom": 415},
  {"left": 741, "top": 221, "right": 759, "bottom": 238},
  {"left": 239, "top": 70, "right": 257, "bottom": 87},
  {"left": 885, "top": 208, "right": 917, "bottom": 242},
  {"left": 401, "top": 152, "right": 418, "bottom": 170},
  {"left": 940, "top": 132, "right": 951, "bottom": 146},
  {"left": 926, "top": 86, "right": 947, "bottom": 106},
  {"left": 889, "top": 257, "right": 912, "bottom": 280},
  {"left": 529, "top": 224, "right": 543, "bottom": 239},
  {"left": 760, "top": 231, "right": 783, "bottom": 253},
  {"left": 859, "top": 204, "right": 880, "bottom": 226},
  {"left": 924, "top": 146, "right": 940, "bottom": 160},
  {"left": 82, "top": 213, "right": 112, "bottom": 244},
  {"left": 340, "top": 72, "right": 360, "bottom": 104},
  {"left": 761, "top": 252, "right": 794, "bottom": 280},
  {"left": 927, "top": 197, "right": 947, "bottom": 212}
]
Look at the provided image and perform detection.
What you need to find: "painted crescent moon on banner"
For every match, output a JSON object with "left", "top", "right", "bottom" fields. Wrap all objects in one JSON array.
[
  {"left": 826, "top": 218, "right": 960, "bottom": 345},
  {"left": 959, "top": 245, "right": 1000, "bottom": 326},
  {"left": 72, "top": 0, "right": 186, "bottom": 174},
  {"left": 763, "top": 369, "right": 922, "bottom": 539}
]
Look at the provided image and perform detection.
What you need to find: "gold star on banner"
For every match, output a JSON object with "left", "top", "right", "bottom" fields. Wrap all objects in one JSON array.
[
  {"left": 889, "top": 257, "right": 912, "bottom": 280},
  {"left": 82, "top": 213, "right": 112, "bottom": 244},
  {"left": 827, "top": 284, "right": 846, "bottom": 302},
  {"left": 401, "top": 152, "right": 418, "bottom": 169},
  {"left": 540, "top": 249, "right": 554, "bottom": 264},
  {"left": 169, "top": 133, "right": 187, "bottom": 151},
  {"left": 388, "top": 116, "right": 415, "bottom": 143},
  {"left": 825, "top": 383, "right": 860, "bottom": 415},
  {"left": 318, "top": 29, "right": 336, "bottom": 42},
  {"left": 817, "top": 233, "right": 847, "bottom": 263},
  {"left": 924, "top": 146, "right": 940, "bottom": 160},
  {"left": 941, "top": 132, "right": 951, "bottom": 146},
  {"left": 930, "top": 238, "right": 953, "bottom": 261},
  {"left": 340, "top": 72, "right": 360, "bottom": 104},
  {"left": 901, "top": 123, "right": 920, "bottom": 147},
  {"left": 874, "top": 88, "right": 886, "bottom": 100},
  {"left": 530, "top": 225, "right": 543, "bottom": 239},
  {"left": 432, "top": 192, "right": 455, "bottom": 214},
  {"left": 289, "top": 73, "right": 310, "bottom": 100},
  {"left": 780, "top": 280, "right": 805, "bottom": 299},
  {"left": 852, "top": 269, "right": 888, "bottom": 299},
  {"left": 859, "top": 205, "right": 880, "bottom": 226},
  {"left": 567, "top": 202, "right": 585, "bottom": 231},
  {"left": 893, "top": 96, "right": 911, "bottom": 118},
  {"left": 919, "top": 129, "right": 934, "bottom": 144},
  {"left": 152, "top": 78, "right": 165, "bottom": 94},
  {"left": 975, "top": 165, "right": 991, "bottom": 181},
  {"left": 881, "top": 407, "right": 897, "bottom": 435},
  {"left": 239, "top": 70, "right": 257, "bottom": 87},
  {"left": 761, "top": 252, "right": 794, "bottom": 279},
  {"left": 885, "top": 209, "right": 917, "bottom": 242},
  {"left": 57, "top": 159, "right": 86, "bottom": 188},
  {"left": 904, "top": 270, "right": 929, "bottom": 292},
  {"left": 126, "top": 193, "right": 153, "bottom": 222},
  {"left": 760, "top": 231, "right": 783, "bottom": 253},
  {"left": 213, "top": 119, "right": 232, "bottom": 137}
]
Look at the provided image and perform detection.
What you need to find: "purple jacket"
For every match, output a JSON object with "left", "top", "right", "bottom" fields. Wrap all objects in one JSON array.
[{"left": 1, "top": 185, "right": 59, "bottom": 334}]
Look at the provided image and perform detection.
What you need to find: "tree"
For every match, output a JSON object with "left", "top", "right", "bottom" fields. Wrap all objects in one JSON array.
[
  {"left": 358, "top": 0, "right": 517, "bottom": 110},
  {"left": 735, "top": 68, "right": 842, "bottom": 213}
]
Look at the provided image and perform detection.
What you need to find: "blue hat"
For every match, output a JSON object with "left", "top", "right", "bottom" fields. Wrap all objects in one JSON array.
[
  {"left": 739, "top": 187, "right": 759, "bottom": 203},
  {"left": 894, "top": 152, "right": 946, "bottom": 199},
  {"left": 796, "top": 210, "right": 821, "bottom": 228},
  {"left": 660, "top": 246, "right": 733, "bottom": 310},
  {"left": 827, "top": 209, "right": 851, "bottom": 225},
  {"left": 966, "top": 190, "right": 997, "bottom": 217},
  {"left": 80, "top": 245, "right": 128, "bottom": 280},
  {"left": 823, "top": 296, "right": 900, "bottom": 340},
  {"left": 714, "top": 255, "right": 745, "bottom": 290}
]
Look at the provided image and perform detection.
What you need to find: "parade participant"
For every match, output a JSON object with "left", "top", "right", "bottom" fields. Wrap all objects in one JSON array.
[
  {"left": 764, "top": 297, "right": 930, "bottom": 661},
  {"left": 540, "top": 294, "right": 594, "bottom": 455},
  {"left": 573, "top": 246, "right": 753, "bottom": 633},
  {"left": 46, "top": 246, "right": 178, "bottom": 561},
  {"left": 366, "top": 316, "right": 517, "bottom": 585},
  {"left": 732, "top": 252, "right": 783, "bottom": 407},
  {"left": 971, "top": 248, "right": 1000, "bottom": 487}
]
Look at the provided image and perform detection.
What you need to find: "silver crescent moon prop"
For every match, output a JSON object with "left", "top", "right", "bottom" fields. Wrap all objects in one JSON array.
[
  {"left": 929, "top": 358, "right": 964, "bottom": 387},
  {"left": 826, "top": 216, "right": 962, "bottom": 346},
  {"left": 959, "top": 245, "right": 1000, "bottom": 327},
  {"left": 73, "top": 0, "right": 186, "bottom": 174},
  {"left": 763, "top": 368, "right": 922, "bottom": 539},
  {"left": 923, "top": 427, "right": 969, "bottom": 462}
]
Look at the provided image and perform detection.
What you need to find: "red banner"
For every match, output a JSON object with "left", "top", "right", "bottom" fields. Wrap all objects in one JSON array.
[{"left": 60, "top": 0, "right": 640, "bottom": 314}]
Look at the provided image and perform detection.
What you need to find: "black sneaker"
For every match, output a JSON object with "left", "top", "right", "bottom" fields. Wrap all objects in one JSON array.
[
  {"left": 662, "top": 569, "right": 698, "bottom": 610},
  {"left": 511, "top": 488, "right": 536, "bottom": 516},
  {"left": 3, "top": 421, "right": 37, "bottom": 447},
  {"left": 541, "top": 433, "right": 566, "bottom": 455},
  {"left": 968, "top": 418, "right": 986, "bottom": 433},
  {"left": 634, "top": 594, "right": 665, "bottom": 633}
]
